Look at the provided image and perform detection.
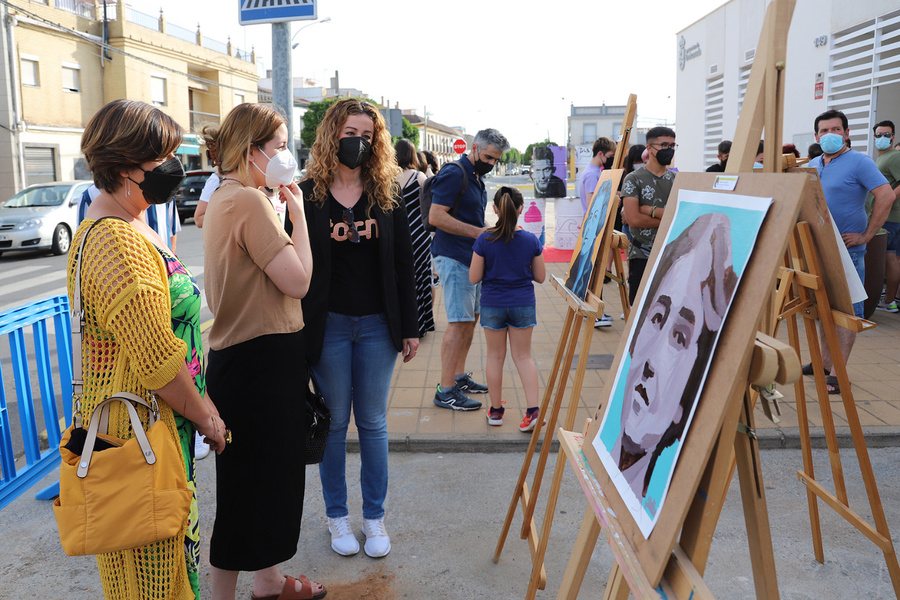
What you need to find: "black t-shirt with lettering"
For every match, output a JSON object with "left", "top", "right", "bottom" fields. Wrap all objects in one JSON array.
[{"left": 327, "top": 195, "right": 384, "bottom": 316}]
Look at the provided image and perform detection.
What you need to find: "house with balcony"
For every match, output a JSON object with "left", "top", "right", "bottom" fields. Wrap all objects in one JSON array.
[{"left": 0, "top": 0, "right": 259, "bottom": 200}]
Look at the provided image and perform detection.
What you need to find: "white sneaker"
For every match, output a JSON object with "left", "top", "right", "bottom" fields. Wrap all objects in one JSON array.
[
  {"left": 328, "top": 516, "right": 360, "bottom": 556},
  {"left": 594, "top": 313, "right": 613, "bottom": 328},
  {"left": 194, "top": 432, "right": 210, "bottom": 460},
  {"left": 362, "top": 518, "right": 391, "bottom": 558}
]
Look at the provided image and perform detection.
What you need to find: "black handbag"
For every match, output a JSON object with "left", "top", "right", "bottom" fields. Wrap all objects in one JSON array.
[{"left": 303, "top": 369, "right": 330, "bottom": 464}]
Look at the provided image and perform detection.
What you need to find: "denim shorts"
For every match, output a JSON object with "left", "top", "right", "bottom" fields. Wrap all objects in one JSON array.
[
  {"left": 480, "top": 305, "right": 537, "bottom": 331},
  {"left": 849, "top": 249, "right": 865, "bottom": 319},
  {"left": 434, "top": 255, "right": 480, "bottom": 322},
  {"left": 884, "top": 222, "right": 900, "bottom": 254}
]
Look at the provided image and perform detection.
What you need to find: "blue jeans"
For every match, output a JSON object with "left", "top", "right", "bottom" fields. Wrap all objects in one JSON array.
[
  {"left": 312, "top": 312, "right": 398, "bottom": 520},
  {"left": 849, "top": 249, "right": 865, "bottom": 319}
]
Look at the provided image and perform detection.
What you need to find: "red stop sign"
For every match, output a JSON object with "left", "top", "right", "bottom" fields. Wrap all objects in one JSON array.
[{"left": 453, "top": 138, "right": 467, "bottom": 154}]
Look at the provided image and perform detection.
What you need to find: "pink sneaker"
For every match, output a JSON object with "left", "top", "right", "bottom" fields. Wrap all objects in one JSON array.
[
  {"left": 487, "top": 406, "right": 504, "bottom": 426},
  {"left": 520, "top": 410, "right": 540, "bottom": 432}
]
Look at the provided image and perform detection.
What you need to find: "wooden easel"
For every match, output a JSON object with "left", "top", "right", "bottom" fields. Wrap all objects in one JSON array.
[
  {"left": 555, "top": 328, "right": 797, "bottom": 599},
  {"left": 492, "top": 96, "right": 637, "bottom": 592},
  {"left": 537, "top": 3, "right": 809, "bottom": 597},
  {"left": 772, "top": 220, "right": 900, "bottom": 597}
]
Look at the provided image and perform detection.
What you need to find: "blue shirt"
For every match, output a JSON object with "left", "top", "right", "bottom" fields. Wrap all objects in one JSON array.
[
  {"left": 430, "top": 154, "right": 487, "bottom": 266},
  {"left": 579, "top": 163, "right": 603, "bottom": 212},
  {"left": 810, "top": 150, "right": 888, "bottom": 252},
  {"left": 473, "top": 229, "right": 543, "bottom": 307}
]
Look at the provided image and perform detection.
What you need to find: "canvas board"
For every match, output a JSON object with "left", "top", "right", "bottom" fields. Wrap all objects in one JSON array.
[
  {"left": 590, "top": 190, "right": 771, "bottom": 538},
  {"left": 563, "top": 169, "right": 623, "bottom": 300},
  {"left": 582, "top": 172, "right": 809, "bottom": 586}
]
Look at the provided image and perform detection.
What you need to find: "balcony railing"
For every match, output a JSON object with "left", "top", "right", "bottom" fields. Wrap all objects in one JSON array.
[{"left": 54, "top": 0, "right": 93, "bottom": 18}]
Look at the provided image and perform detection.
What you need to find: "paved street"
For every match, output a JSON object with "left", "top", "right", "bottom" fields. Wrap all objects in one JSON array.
[{"left": 1, "top": 447, "right": 899, "bottom": 599}]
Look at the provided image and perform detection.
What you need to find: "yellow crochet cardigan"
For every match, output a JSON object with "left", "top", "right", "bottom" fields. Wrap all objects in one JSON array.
[{"left": 67, "top": 218, "right": 193, "bottom": 600}]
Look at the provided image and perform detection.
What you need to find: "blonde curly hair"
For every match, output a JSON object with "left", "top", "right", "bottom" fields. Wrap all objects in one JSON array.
[{"left": 305, "top": 98, "right": 400, "bottom": 213}]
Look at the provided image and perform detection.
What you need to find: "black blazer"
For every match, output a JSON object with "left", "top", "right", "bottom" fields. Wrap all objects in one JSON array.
[{"left": 286, "top": 179, "right": 418, "bottom": 366}]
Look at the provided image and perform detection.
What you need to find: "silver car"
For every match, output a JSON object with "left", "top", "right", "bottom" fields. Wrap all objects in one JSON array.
[{"left": 0, "top": 181, "right": 92, "bottom": 256}]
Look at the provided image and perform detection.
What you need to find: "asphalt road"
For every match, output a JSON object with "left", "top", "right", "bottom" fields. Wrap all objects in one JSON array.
[{"left": 1, "top": 447, "right": 899, "bottom": 599}]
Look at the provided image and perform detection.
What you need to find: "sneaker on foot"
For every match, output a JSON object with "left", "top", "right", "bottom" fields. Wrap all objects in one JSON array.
[
  {"left": 194, "top": 432, "right": 210, "bottom": 460},
  {"left": 876, "top": 298, "right": 900, "bottom": 313},
  {"left": 433, "top": 384, "right": 482, "bottom": 411},
  {"left": 362, "top": 518, "right": 391, "bottom": 558},
  {"left": 594, "top": 313, "right": 613, "bottom": 328},
  {"left": 328, "top": 516, "right": 360, "bottom": 556},
  {"left": 487, "top": 406, "right": 504, "bottom": 426},
  {"left": 456, "top": 372, "right": 489, "bottom": 393},
  {"left": 520, "top": 410, "right": 540, "bottom": 433}
]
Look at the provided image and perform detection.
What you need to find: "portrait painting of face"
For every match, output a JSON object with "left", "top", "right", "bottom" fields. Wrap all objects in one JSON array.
[
  {"left": 592, "top": 190, "right": 772, "bottom": 537},
  {"left": 563, "top": 169, "right": 622, "bottom": 300},
  {"left": 532, "top": 145, "right": 568, "bottom": 199}
]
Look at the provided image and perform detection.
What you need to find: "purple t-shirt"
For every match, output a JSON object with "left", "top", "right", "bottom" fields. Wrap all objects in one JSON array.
[
  {"left": 579, "top": 163, "right": 604, "bottom": 212},
  {"left": 473, "top": 229, "right": 543, "bottom": 307},
  {"left": 810, "top": 149, "right": 888, "bottom": 252}
]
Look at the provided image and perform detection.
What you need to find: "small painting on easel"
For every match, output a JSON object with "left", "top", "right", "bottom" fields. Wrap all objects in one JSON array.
[
  {"left": 591, "top": 190, "right": 771, "bottom": 537},
  {"left": 563, "top": 169, "right": 622, "bottom": 299}
]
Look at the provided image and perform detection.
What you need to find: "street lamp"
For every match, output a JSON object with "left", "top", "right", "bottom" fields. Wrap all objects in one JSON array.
[{"left": 291, "top": 17, "right": 332, "bottom": 49}]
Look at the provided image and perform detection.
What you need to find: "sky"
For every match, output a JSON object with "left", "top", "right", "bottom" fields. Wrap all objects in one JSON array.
[{"left": 152, "top": 0, "right": 730, "bottom": 151}]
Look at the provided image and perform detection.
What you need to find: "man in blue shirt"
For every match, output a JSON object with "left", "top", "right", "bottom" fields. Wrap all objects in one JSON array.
[
  {"left": 808, "top": 109, "right": 893, "bottom": 394},
  {"left": 430, "top": 128, "right": 510, "bottom": 410}
]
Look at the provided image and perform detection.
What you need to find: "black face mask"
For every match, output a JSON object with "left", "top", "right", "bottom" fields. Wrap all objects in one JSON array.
[
  {"left": 603, "top": 155, "right": 615, "bottom": 169},
  {"left": 655, "top": 148, "right": 675, "bottom": 166},
  {"left": 127, "top": 157, "right": 185, "bottom": 205},
  {"left": 337, "top": 137, "right": 371, "bottom": 170},
  {"left": 473, "top": 151, "right": 495, "bottom": 176}
]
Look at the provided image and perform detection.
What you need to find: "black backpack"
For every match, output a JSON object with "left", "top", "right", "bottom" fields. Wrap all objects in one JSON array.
[{"left": 419, "top": 161, "right": 468, "bottom": 233}]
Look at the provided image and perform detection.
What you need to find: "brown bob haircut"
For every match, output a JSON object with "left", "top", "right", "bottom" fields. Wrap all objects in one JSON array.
[
  {"left": 394, "top": 138, "right": 419, "bottom": 170},
  {"left": 80, "top": 99, "right": 183, "bottom": 193}
]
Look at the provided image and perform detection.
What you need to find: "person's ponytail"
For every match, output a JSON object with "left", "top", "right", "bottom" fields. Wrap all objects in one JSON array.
[{"left": 488, "top": 186, "right": 524, "bottom": 243}]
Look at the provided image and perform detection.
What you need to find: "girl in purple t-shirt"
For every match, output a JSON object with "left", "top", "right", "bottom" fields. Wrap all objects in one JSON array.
[{"left": 469, "top": 187, "right": 546, "bottom": 432}]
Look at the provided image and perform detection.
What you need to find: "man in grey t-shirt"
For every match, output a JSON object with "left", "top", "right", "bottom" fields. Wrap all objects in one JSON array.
[{"left": 621, "top": 126, "right": 677, "bottom": 306}]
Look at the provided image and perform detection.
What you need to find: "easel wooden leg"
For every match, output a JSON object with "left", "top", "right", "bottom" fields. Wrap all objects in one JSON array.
[
  {"left": 494, "top": 309, "right": 575, "bottom": 563},
  {"left": 526, "top": 319, "right": 597, "bottom": 599},
  {"left": 556, "top": 507, "right": 601, "bottom": 600},
  {"left": 735, "top": 389, "right": 780, "bottom": 600},
  {"left": 521, "top": 315, "right": 587, "bottom": 539},
  {"left": 785, "top": 303, "right": 824, "bottom": 562}
]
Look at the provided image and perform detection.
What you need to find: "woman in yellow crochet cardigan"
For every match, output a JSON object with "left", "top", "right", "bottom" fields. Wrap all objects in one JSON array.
[{"left": 69, "top": 99, "right": 228, "bottom": 599}]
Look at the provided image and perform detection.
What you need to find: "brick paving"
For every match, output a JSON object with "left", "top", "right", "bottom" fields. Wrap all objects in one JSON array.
[{"left": 382, "top": 260, "right": 900, "bottom": 450}]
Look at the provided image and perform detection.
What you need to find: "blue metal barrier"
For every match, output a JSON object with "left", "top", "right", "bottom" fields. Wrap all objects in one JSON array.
[{"left": 0, "top": 295, "right": 72, "bottom": 509}]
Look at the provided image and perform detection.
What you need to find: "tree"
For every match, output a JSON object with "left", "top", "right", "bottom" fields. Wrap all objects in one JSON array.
[
  {"left": 300, "top": 97, "right": 340, "bottom": 148},
  {"left": 393, "top": 117, "right": 419, "bottom": 147},
  {"left": 501, "top": 148, "right": 522, "bottom": 164},
  {"left": 523, "top": 140, "right": 560, "bottom": 164}
]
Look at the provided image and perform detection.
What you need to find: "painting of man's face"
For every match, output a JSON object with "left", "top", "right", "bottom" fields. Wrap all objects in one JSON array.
[
  {"left": 532, "top": 159, "right": 554, "bottom": 194},
  {"left": 621, "top": 250, "right": 708, "bottom": 452}
]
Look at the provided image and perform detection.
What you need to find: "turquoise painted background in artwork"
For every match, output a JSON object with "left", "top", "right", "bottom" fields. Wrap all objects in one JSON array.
[{"left": 666, "top": 200, "right": 768, "bottom": 277}]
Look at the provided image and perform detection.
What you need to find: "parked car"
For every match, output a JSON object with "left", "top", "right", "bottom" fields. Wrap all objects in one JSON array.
[
  {"left": 174, "top": 170, "right": 214, "bottom": 223},
  {"left": 521, "top": 166, "right": 531, "bottom": 175},
  {"left": 0, "top": 180, "right": 92, "bottom": 256}
]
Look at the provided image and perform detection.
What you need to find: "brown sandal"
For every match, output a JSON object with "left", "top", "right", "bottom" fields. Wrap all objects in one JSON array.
[{"left": 251, "top": 575, "right": 327, "bottom": 600}]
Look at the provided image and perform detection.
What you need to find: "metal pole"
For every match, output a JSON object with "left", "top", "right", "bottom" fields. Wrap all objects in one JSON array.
[{"left": 271, "top": 23, "right": 295, "bottom": 156}]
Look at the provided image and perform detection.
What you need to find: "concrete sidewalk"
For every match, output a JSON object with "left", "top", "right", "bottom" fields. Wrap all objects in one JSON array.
[
  {"left": 3, "top": 447, "right": 899, "bottom": 598},
  {"left": 382, "top": 259, "right": 900, "bottom": 452}
]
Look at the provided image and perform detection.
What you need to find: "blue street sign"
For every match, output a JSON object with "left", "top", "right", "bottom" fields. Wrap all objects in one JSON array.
[{"left": 239, "top": 0, "right": 316, "bottom": 25}]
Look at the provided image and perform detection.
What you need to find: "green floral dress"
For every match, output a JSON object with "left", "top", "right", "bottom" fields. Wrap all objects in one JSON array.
[{"left": 157, "top": 246, "right": 205, "bottom": 599}]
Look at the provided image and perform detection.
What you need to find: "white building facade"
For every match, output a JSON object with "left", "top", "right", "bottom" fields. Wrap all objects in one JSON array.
[{"left": 675, "top": 0, "right": 900, "bottom": 172}]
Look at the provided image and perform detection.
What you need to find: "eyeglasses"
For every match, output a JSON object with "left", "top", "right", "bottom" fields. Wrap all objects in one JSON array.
[
  {"left": 342, "top": 208, "right": 360, "bottom": 243},
  {"left": 875, "top": 132, "right": 895, "bottom": 138},
  {"left": 649, "top": 142, "right": 679, "bottom": 150}
]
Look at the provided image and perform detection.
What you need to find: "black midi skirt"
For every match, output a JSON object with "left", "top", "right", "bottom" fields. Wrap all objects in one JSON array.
[{"left": 207, "top": 331, "right": 308, "bottom": 571}]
